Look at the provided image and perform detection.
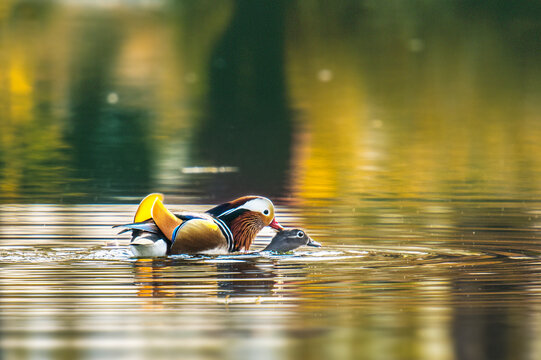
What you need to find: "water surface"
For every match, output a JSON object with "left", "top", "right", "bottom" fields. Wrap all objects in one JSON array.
[{"left": 1, "top": 202, "right": 540, "bottom": 360}]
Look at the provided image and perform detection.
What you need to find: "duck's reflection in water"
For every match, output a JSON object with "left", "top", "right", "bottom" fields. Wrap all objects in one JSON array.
[
  {"left": 132, "top": 257, "right": 304, "bottom": 307},
  {"left": 132, "top": 259, "right": 175, "bottom": 309},
  {"left": 216, "top": 261, "right": 276, "bottom": 298}
]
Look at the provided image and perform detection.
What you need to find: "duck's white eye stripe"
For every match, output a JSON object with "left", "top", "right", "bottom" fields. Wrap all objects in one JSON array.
[{"left": 241, "top": 198, "right": 273, "bottom": 215}]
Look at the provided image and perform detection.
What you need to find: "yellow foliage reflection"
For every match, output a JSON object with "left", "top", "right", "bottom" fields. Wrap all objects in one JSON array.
[{"left": 286, "top": 5, "right": 541, "bottom": 210}]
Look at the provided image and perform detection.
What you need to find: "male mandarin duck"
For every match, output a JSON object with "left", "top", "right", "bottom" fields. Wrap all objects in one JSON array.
[{"left": 116, "top": 193, "right": 284, "bottom": 257}]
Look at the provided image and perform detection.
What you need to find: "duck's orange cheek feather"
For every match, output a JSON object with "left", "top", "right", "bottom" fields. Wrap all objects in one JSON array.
[{"left": 229, "top": 214, "right": 265, "bottom": 251}]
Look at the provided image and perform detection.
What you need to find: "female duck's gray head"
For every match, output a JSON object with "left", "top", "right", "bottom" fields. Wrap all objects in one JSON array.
[{"left": 263, "top": 228, "right": 321, "bottom": 252}]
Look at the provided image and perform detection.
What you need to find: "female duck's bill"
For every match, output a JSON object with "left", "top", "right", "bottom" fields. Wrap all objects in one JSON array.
[{"left": 262, "top": 228, "right": 321, "bottom": 253}]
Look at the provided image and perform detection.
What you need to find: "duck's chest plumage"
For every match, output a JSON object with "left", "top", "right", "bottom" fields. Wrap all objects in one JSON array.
[{"left": 168, "top": 215, "right": 233, "bottom": 255}]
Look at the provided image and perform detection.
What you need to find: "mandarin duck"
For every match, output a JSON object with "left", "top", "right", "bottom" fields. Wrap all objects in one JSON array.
[
  {"left": 116, "top": 193, "right": 284, "bottom": 257},
  {"left": 262, "top": 228, "right": 321, "bottom": 253}
]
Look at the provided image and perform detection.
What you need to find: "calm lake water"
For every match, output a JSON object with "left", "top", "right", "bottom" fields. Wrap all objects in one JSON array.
[{"left": 1, "top": 1, "right": 541, "bottom": 360}]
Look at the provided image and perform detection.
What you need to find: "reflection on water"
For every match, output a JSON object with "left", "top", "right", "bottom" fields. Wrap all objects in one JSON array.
[
  {"left": 1, "top": 204, "right": 540, "bottom": 360},
  {"left": 3, "top": 1, "right": 540, "bottom": 204},
  {"left": 1, "top": 1, "right": 541, "bottom": 360},
  {"left": 194, "top": 0, "right": 292, "bottom": 197}
]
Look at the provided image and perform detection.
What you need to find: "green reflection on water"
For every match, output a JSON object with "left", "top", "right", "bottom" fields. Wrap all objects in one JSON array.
[{"left": 193, "top": 0, "right": 293, "bottom": 197}]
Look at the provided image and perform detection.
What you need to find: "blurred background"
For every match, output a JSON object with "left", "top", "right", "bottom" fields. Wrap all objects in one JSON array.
[
  {"left": 1, "top": 2, "right": 541, "bottom": 360},
  {"left": 1, "top": 0, "right": 540, "bottom": 205}
]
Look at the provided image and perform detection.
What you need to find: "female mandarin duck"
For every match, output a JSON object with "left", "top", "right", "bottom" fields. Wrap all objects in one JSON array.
[
  {"left": 263, "top": 228, "right": 321, "bottom": 252},
  {"left": 116, "top": 193, "right": 284, "bottom": 257}
]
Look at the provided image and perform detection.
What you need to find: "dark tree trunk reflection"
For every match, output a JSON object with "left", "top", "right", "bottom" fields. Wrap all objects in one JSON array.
[
  {"left": 66, "top": 17, "right": 152, "bottom": 201},
  {"left": 194, "top": 0, "right": 292, "bottom": 200}
]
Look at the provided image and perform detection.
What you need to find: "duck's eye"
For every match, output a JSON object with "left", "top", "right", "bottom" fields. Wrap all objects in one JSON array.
[
  {"left": 297, "top": 231, "right": 304, "bottom": 238},
  {"left": 263, "top": 209, "right": 270, "bottom": 216}
]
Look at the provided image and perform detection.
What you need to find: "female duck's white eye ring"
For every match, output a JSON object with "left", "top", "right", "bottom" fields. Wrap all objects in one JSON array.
[
  {"left": 297, "top": 231, "right": 304, "bottom": 238},
  {"left": 263, "top": 209, "right": 270, "bottom": 216}
]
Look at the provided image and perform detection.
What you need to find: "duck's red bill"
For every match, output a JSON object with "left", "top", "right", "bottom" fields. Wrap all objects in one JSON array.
[{"left": 269, "top": 218, "right": 284, "bottom": 231}]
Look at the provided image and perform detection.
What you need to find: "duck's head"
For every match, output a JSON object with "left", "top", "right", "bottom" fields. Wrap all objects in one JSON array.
[
  {"left": 263, "top": 228, "right": 321, "bottom": 253},
  {"left": 206, "top": 196, "right": 284, "bottom": 251}
]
